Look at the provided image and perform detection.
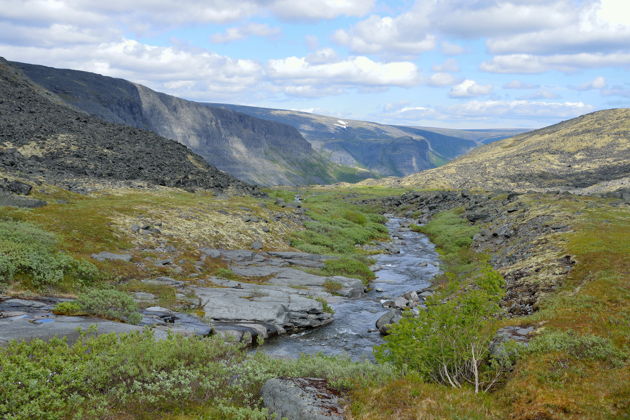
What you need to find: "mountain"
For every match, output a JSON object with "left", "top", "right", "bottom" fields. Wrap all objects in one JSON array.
[
  {"left": 209, "top": 103, "right": 527, "bottom": 176},
  {"left": 0, "top": 58, "right": 258, "bottom": 195},
  {"left": 363, "top": 109, "right": 630, "bottom": 193},
  {"left": 11, "top": 60, "right": 369, "bottom": 186}
]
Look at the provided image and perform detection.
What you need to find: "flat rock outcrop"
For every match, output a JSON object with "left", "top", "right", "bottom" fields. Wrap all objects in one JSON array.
[{"left": 262, "top": 377, "right": 345, "bottom": 420}]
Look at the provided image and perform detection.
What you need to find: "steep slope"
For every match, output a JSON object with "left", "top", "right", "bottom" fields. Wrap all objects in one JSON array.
[
  {"left": 0, "top": 59, "right": 258, "bottom": 195},
  {"left": 365, "top": 109, "right": 630, "bottom": 193},
  {"left": 11, "top": 60, "right": 366, "bottom": 186},
  {"left": 209, "top": 103, "right": 527, "bottom": 176}
]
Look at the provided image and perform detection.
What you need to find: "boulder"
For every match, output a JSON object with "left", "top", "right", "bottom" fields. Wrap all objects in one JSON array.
[
  {"left": 376, "top": 309, "right": 402, "bottom": 335},
  {"left": 91, "top": 251, "right": 132, "bottom": 262},
  {"left": 262, "top": 377, "right": 344, "bottom": 420}
]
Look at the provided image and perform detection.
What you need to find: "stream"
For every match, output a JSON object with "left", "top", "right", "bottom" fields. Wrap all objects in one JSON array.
[{"left": 261, "top": 217, "right": 441, "bottom": 360}]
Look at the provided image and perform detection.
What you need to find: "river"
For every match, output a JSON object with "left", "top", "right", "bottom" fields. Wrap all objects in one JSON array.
[{"left": 261, "top": 217, "right": 441, "bottom": 360}]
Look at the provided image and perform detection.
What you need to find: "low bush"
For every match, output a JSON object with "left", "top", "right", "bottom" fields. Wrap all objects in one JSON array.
[
  {"left": 0, "top": 330, "right": 394, "bottom": 419},
  {"left": 315, "top": 296, "right": 335, "bottom": 314},
  {"left": 67, "top": 289, "right": 142, "bottom": 324},
  {"left": 527, "top": 330, "right": 627, "bottom": 367},
  {"left": 323, "top": 279, "right": 343, "bottom": 294},
  {"left": 0, "top": 220, "right": 99, "bottom": 289},
  {"left": 52, "top": 301, "right": 83, "bottom": 316}
]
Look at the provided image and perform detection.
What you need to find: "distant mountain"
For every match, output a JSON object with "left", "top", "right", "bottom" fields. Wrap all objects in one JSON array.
[
  {"left": 208, "top": 103, "right": 527, "bottom": 176},
  {"left": 362, "top": 109, "right": 630, "bottom": 193},
  {"left": 11, "top": 60, "right": 369, "bottom": 186},
  {"left": 0, "top": 58, "right": 258, "bottom": 195}
]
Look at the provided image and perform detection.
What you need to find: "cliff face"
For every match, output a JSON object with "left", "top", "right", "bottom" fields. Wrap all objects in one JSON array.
[
  {"left": 12, "top": 61, "right": 349, "bottom": 186},
  {"left": 208, "top": 103, "right": 527, "bottom": 177},
  {"left": 0, "top": 59, "right": 258, "bottom": 195}
]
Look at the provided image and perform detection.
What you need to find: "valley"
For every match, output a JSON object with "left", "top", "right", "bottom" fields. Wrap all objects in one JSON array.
[{"left": 0, "top": 56, "right": 628, "bottom": 420}]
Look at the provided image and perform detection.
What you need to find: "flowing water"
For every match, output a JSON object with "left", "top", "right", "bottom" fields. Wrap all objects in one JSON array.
[{"left": 261, "top": 217, "right": 441, "bottom": 360}]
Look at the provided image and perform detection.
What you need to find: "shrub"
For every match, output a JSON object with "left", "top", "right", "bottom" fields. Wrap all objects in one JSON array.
[
  {"left": 215, "top": 267, "right": 239, "bottom": 280},
  {"left": 52, "top": 301, "right": 83, "bottom": 316},
  {"left": 0, "top": 220, "right": 99, "bottom": 289},
  {"left": 0, "top": 330, "right": 394, "bottom": 419},
  {"left": 527, "top": 330, "right": 627, "bottom": 367},
  {"left": 343, "top": 210, "right": 368, "bottom": 225},
  {"left": 375, "top": 290, "right": 500, "bottom": 392},
  {"left": 73, "top": 289, "right": 142, "bottom": 324}
]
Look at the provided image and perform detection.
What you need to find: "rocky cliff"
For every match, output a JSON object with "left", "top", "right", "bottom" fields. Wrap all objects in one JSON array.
[
  {"left": 0, "top": 59, "right": 258, "bottom": 195},
  {"left": 210, "top": 103, "right": 526, "bottom": 177},
  {"left": 12, "top": 60, "right": 358, "bottom": 186}
]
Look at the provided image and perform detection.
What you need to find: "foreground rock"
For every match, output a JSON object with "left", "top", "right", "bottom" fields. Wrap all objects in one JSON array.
[{"left": 262, "top": 377, "right": 344, "bottom": 420}]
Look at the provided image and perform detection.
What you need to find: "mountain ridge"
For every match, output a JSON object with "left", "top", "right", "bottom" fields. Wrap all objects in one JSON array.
[{"left": 360, "top": 108, "right": 630, "bottom": 193}]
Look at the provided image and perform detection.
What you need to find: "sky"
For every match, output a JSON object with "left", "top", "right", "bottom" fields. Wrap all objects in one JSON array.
[{"left": 1, "top": 0, "right": 630, "bottom": 129}]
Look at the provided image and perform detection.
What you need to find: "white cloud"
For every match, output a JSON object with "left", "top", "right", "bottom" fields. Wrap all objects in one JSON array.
[
  {"left": 267, "top": 55, "right": 421, "bottom": 87},
  {"left": 434, "top": 1, "right": 572, "bottom": 38},
  {"left": 332, "top": 3, "right": 435, "bottom": 56},
  {"left": 481, "top": 53, "right": 630, "bottom": 73},
  {"left": 428, "top": 73, "right": 458, "bottom": 87},
  {"left": 211, "top": 23, "right": 280, "bottom": 43},
  {"left": 270, "top": 0, "right": 374, "bottom": 20},
  {"left": 503, "top": 80, "right": 539, "bottom": 89},
  {"left": 576, "top": 76, "right": 607, "bottom": 90},
  {"left": 450, "top": 79, "right": 493, "bottom": 97},
  {"left": 432, "top": 58, "right": 459, "bottom": 72},
  {"left": 305, "top": 48, "right": 338, "bottom": 64},
  {"left": 449, "top": 100, "right": 593, "bottom": 118},
  {"left": 518, "top": 89, "right": 560, "bottom": 100}
]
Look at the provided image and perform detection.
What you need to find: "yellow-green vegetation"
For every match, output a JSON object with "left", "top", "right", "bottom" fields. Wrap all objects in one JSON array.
[
  {"left": 0, "top": 185, "right": 300, "bottom": 295},
  {"left": 368, "top": 108, "right": 630, "bottom": 192},
  {"left": 280, "top": 187, "right": 403, "bottom": 283},
  {"left": 352, "top": 195, "right": 630, "bottom": 420},
  {"left": 0, "top": 330, "right": 394, "bottom": 420}
]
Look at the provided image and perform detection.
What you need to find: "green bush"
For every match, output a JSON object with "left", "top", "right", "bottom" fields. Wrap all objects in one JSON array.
[
  {"left": 0, "top": 330, "right": 394, "bottom": 419},
  {"left": 315, "top": 297, "right": 335, "bottom": 314},
  {"left": 413, "top": 210, "right": 479, "bottom": 255},
  {"left": 527, "top": 330, "right": 627, "bottom": 367},
  {"left": 0, "top": 220, "right": 99, "bottom": 289},
  {"left": 343, "top": 210, "right": 368, "bottom": 225},
  {"left": 52, "top": 301, "right": 83, "bottom": 316},
  {"left": 375, "top": 290, "right": 500, "bottom": 389},
  {"left": 72, "top": 289, "right": 142, "bottom": 324}
]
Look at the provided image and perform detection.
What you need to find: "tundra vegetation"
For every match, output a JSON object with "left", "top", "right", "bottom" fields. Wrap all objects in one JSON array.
[{"left": 0, "top": 186, "right": 628, "bottom": 419}]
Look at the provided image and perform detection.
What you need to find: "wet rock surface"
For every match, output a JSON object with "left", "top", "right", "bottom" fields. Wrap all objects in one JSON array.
[
  {"left": 261, "top": 377, "right": 344, "bottom": 420},
  {"left": 261, "top": 217, "right": 440, "bottom": 359}
]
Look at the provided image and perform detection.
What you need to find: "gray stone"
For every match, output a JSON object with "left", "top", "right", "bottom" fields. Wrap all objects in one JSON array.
[
  {"left": 376, "top": 309, "right": 402, "bottom": 335},
  {"left": 141, "top": 277, "right": 185, "bottom": 288},
  {"left": 262, "top": 377, "right": 344, "bottom": 420},
  {"left": 251, "top": 240, "right": 263, "bottom": 250},
  {"left": 91, "top": 251, "right": 132, "bottom": 262}
]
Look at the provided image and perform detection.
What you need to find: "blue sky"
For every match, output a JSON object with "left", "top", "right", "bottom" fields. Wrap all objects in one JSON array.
[{"left": 1, "top": 0, "right": 629, "bottom": 128}]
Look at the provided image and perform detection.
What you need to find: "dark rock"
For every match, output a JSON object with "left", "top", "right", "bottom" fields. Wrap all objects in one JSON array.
[
  {"left": 0, "top": 178, "right": 32, "bottom": 195},
  {"left": 376, "top": 309, "right": 402, "bottom": 335}
]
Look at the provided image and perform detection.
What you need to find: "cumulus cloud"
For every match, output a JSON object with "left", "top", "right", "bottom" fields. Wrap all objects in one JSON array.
[
  {"left": 332, "top": 2, "right": 435, "bottom": 56},
  {"left": 450, "top": 79, "right": 493, "bottom": 97},
  {"left": 270, "top": 0, "right": 374, "bottom": 20},
  {"left": 211, "top": 23, "right": 280, "bottom": 43},
  {"left": 267, "top": 55, "right": 421, "bottom": 87}
]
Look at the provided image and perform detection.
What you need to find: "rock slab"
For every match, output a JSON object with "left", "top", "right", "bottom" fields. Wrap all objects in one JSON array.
[{"left": 262, "top": 377, "right": 344, "bottom": 420}]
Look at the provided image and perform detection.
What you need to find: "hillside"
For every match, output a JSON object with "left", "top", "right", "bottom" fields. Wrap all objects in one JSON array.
[
  {"left": 364, "top": 109, "right": 630, "bottom": 193},
  {"left": 0, "top": 58, "right": 257, "bottom": 195},
  {"left": 210, "top": 103, "right": 526, "bottom": 176},
  {"left": 11, "top": 60, "right": 369, "bottom": 186}
]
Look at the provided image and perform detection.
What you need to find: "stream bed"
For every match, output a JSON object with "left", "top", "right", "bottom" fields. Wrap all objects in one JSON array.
[{"left": 261, "top": 217, "right": 441, "bottom": 360}]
